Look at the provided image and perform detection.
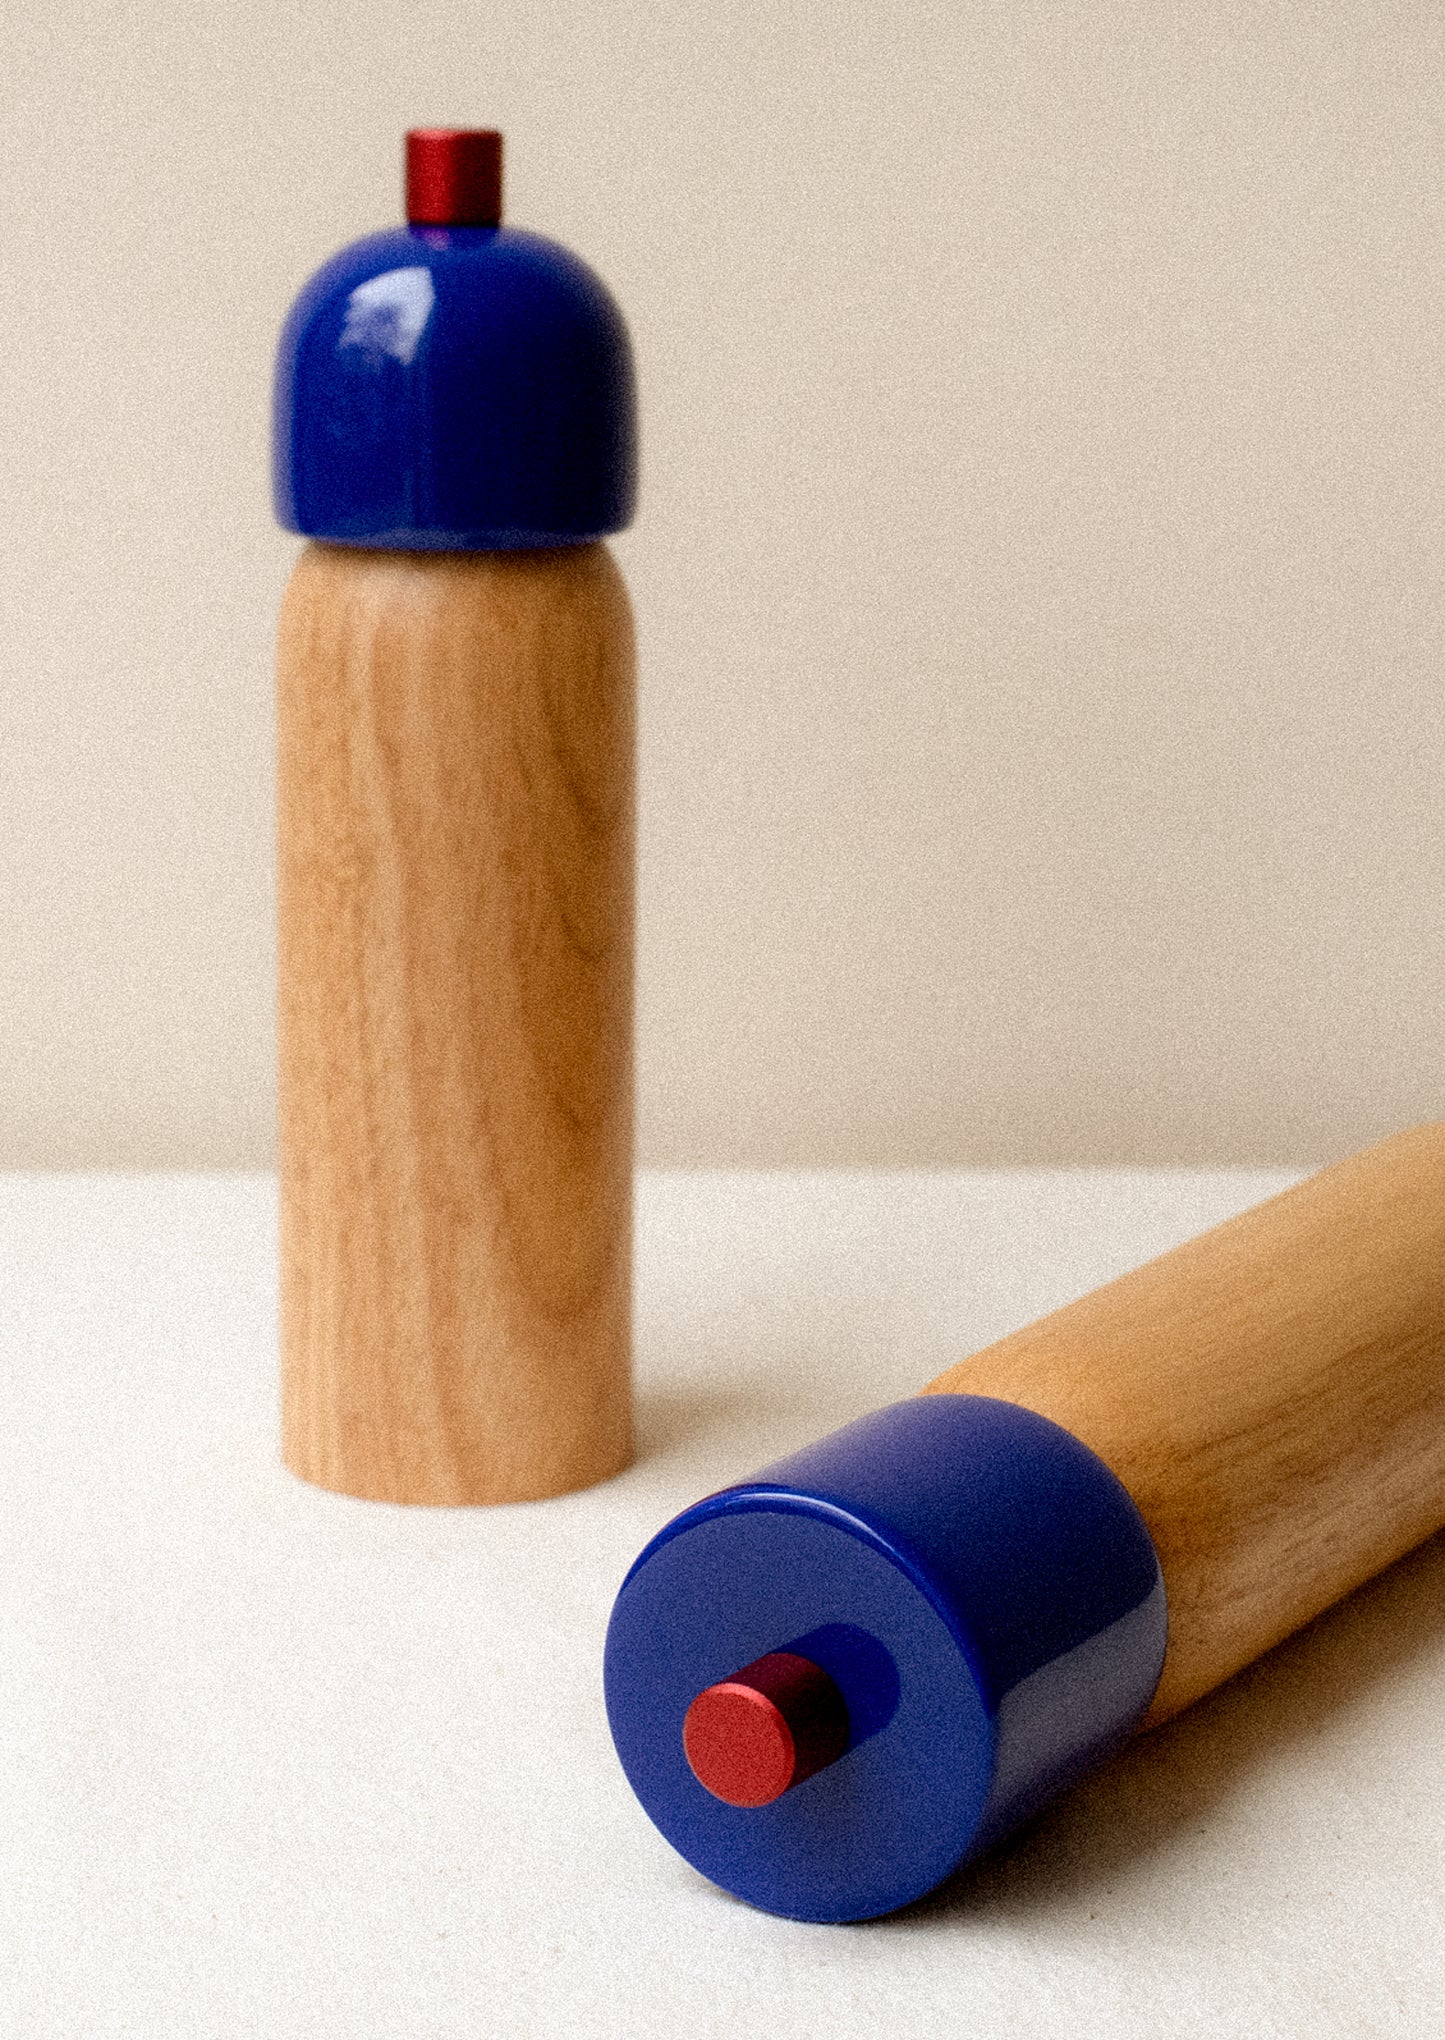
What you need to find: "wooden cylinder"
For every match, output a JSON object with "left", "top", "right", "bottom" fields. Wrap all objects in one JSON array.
[
  {"left": 277, "top": 540, "right": 634, "bottom": 1504},
  {"left": 924, "top": 1122, "right": 1445, "bottom": 1723}
]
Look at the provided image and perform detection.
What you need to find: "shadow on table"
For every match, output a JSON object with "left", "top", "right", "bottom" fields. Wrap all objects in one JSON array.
[
  {"left": 632, "top": 1371, "right": 844, "bottom": 1477},
  {"left": 634, "top": 1379, "right": 776, "bottom": 1459},
  {"left": 884, "top": 1524, "right": 1445, "bottom": 1930}
]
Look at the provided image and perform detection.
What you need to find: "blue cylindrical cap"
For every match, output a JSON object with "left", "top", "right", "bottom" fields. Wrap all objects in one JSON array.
[
  {"left": 273, "top": 152, "right": 636, "bottom": 550},
  {"left": 605, "top": 1396, "right": 1166, "bottom": 1922}
]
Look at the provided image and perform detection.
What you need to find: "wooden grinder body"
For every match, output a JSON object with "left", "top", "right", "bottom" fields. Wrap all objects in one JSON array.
[
  {"left": 278, "top": 540, "right": 634, "bottom": 1505},
  {"left": 926, "top": 1122, "right": 1445, "bottom": 1722}
]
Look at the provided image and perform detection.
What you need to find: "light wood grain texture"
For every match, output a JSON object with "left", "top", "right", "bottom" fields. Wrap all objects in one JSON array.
[
  {"left": 277, "top": 541, "right": 634, "bottom": 1504},
  {"left": 924, "top": 1123, "right": 1445, "bottom": 1723}
]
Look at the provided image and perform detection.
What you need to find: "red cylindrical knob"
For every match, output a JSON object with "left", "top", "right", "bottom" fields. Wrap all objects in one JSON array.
[
  {"left": 683, "top": 1652, "right": 849, "bottom": 1808},
  {"left": 406, "top": 129, "right": 503, "bottom": 227}
]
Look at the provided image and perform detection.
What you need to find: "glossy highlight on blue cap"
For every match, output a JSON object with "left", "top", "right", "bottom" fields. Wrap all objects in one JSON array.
[
  {"left": 273, "top": 222, "right": 636, "bottom": 550},
  {"left": 604, "top": 1396, "right": 1166, "bottom": 1922}
]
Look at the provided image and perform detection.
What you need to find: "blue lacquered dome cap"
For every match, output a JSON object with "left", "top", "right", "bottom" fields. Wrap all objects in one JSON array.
[{"left": 273, "top": 130, "right": 637, "bottom": 550}]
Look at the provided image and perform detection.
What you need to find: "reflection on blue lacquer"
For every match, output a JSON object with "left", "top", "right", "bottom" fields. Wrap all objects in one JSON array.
[
  {"left": 605, "top": 1396, "right": 1166, "bottom": 1922},
  {"left": 274, "top": 226, "right": 636, "bottom": 551}
]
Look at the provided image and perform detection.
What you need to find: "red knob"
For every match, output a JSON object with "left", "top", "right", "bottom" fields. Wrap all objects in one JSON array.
[
  {"left": 683, "top": 1652, "right": 849, "bottom": 1808},
  {"left": 406, "top": 129, "right": 503, "bottom": 228}
]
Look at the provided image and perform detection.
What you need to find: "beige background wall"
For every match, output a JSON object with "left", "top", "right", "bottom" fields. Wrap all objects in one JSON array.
[{"left": 1, "top": 1, "right": 1442, "bottom": 1168}]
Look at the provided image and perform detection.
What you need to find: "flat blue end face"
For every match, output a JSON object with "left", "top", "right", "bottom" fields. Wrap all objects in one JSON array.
[
  {"left": 604, "top": 1397, "right": 1166, "bottom": 1923},
  {"left": 273, "top": 226, "right": 636, "bottom": 550},
  {"left": 606, "top": 1502, "right": 994, "bottom": 1922}
]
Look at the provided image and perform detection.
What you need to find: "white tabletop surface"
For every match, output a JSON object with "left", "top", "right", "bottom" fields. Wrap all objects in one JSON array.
[{"left": 2, "top": 1169, "right": 1442, "bottom": 2038}]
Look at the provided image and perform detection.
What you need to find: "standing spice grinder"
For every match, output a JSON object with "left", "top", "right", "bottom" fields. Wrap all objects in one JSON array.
[{"left": 272, "top": 130, "right": 637, "bottom": 1504}]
